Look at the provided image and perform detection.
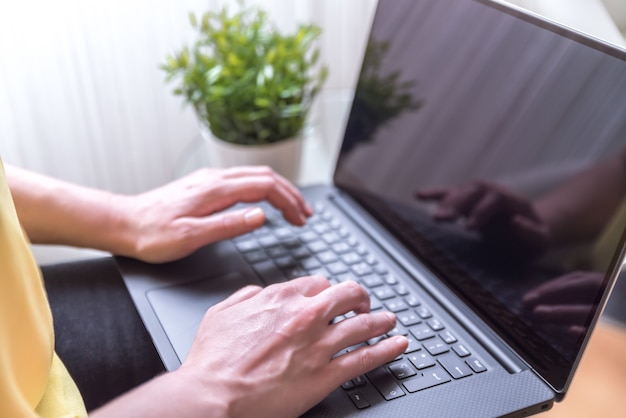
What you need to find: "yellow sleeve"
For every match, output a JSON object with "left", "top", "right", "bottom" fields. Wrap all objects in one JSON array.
[{"left": 0, "top": 161, "right": 86, "bottom": 418}]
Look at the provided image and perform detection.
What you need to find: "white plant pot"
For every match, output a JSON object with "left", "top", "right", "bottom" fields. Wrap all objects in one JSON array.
[{"left": 200, "top": 125, "right": 303, "bottom": 183}]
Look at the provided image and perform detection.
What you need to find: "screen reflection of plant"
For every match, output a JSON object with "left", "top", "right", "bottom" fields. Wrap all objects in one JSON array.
[{"left": 343, "top": 40, "right": 423, "bottom": 153}]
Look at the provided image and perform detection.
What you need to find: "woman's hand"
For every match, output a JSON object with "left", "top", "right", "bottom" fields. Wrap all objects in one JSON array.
[
  {"left": 120, "top": 166, "right": 313, "bottom": 262},
  {"left": 180, "top": 276, "right": 407, "bottom": 418},
  {"left": 91, "top": 276, "right": 407, "bottom": 418}
]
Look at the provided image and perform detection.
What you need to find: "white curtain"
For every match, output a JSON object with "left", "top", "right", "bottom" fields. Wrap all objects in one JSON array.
[
  {"left": 0, "top": 0, "right": 376, "bottom": 193},
  {"left": 2, "top": 0, "right": 623, "bottom": 195}
]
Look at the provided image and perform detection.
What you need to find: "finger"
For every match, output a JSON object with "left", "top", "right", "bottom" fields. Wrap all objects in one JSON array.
[
  {"left": 288, "top": 275, "right": 333, "bottom": 297},
  {"left": 179, "top": 207, "right": 267, "bottom": 249},
  {"left": 432, "top": 184, "right": 484, "bottom": 221},
  {"left": 224, "top": 166, "right": 313, "bottom": 219},
  {"left": 523, "top": 274, "right": 575, "bottom": 305},
  {"left": 415, "top": 187, "right": 449, "bottom": 200},
  {"left": 465, "top": 191, "right": 506, "bottom": 229},
  {"left": 523, "top": 272, "right": 602, "bottom": 305},
  {"left": 532, "top": 304, "right": 592, "bottom": 325},
  {"left": 331, "top": 336, "right": 408, "bottom": 386},
  {"left": 329, "top": 311, "right": 397, "bottom": 350},
  {"left": 210, "top": 284, "right": 263, "bottom": 313},
  {"left": 210, "top": 176, "right": 310, "bottom": 226},
  {"left": 314, "top": 280, "right": 371, "bottom": 321}
]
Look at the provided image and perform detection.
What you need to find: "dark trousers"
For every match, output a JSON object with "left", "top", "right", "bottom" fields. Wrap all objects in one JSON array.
[{"left": 42, "top": 257, "right": 166, "bottom": 412}]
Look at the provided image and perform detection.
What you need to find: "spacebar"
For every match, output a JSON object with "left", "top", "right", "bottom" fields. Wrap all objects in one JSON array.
[{"left": 367, "top": 367, "right": 405, "bottom": 400}]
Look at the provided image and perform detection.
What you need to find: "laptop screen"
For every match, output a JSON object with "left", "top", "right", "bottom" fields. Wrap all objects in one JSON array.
[{"left": 334, "top": 0, "right": 626, "bottom": 392}]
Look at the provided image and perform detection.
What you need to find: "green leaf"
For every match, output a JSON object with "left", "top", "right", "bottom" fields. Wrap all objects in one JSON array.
[{"left": 161, "top": 2, "right": 328, "bottom": 145}]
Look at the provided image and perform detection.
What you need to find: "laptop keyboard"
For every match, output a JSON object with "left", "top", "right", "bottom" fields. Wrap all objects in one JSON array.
[{"left": 232, "top": 201, "right": 488, "bottom": 410}]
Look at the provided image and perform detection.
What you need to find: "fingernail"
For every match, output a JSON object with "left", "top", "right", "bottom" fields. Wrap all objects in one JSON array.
[
  {"left": 244, "top": 207, "right": 265, "bottom": 225},
  {"left": 393, "top": 335, "right": 409, "bottom": 348}
]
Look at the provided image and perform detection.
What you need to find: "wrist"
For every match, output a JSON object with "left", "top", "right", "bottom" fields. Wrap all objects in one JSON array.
[{"left": 172, "top": 366, "right": 234, "bottom": 417}]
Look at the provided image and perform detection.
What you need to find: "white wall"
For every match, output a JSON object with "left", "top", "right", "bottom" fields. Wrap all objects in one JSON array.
[
  {"left": 0, "top": 0, "right": 376, "bottom": 193},
  {"left": 1, "top": 0, "right": 624, "bottom": 195}
]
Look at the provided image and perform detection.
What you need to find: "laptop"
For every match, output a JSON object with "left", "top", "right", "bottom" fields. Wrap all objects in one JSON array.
[{"left": 117, "top": 0, "right": 626, "bottom": 416}]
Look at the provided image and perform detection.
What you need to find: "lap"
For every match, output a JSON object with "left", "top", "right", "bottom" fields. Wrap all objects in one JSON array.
[{"left": 42, "top": 257, "right": 165, "bottom": 411}]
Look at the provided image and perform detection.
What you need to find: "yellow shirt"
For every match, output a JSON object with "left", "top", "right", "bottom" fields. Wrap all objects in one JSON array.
[{"left": 0, "top": 161, "right": 87, "bottom": 418}]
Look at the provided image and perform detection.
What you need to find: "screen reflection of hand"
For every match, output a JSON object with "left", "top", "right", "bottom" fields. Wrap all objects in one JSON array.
[
  {"left": 416, "top": 181, "right": 551, "bottom": 256},
  {"left": 523, "top": 271, "right": 604, "bottom": 339}
]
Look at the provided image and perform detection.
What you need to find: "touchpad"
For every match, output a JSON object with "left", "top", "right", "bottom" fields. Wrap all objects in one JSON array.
[{"left": 146, "top": 272, "right": 258, "bottom": 363}]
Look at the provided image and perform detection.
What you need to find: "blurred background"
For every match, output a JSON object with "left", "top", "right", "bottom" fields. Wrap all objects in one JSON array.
[{"left": 1, "top": 0, "right": 624, "bottom": 194}]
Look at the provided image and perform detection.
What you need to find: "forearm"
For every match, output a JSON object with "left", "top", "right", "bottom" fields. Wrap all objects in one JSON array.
[
  {"left": 5, "top": 164, "right": 135, "bottom": 255},
  {"left": 90, "top": 369, "right": 229, "bottom": 418},
  {"left": 534, "top": 153, "right": 626, "bottom": 246}
]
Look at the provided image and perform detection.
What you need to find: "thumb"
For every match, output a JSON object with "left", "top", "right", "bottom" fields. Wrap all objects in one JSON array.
[{"left": 200, "top": 207, "right": 266, "bottom": 243}]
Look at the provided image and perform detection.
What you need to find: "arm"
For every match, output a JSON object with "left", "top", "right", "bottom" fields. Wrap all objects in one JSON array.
[
  {"left": 90, "top": 277, "right": 408, "bottom": 418},
  {"left": 7, "top": 165, "right": 313, "bottom": 263},
  {"left": 533, "top": 149, "right": 626, "bottom": 246}
]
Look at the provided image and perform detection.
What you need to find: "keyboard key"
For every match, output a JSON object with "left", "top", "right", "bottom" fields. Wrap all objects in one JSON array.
[
  {"left": 341, "top": 252, "right": 361, "bottom": 265},
  {"left": 438, "top": 355, "right": 473, "bottom": 379},
  {"left": 466, "top": 357, "right": 487, "bottom": 373},
  {"left": 373, "top": 287, "right": 396, "bottom": 300},
  {"left": 283, "top": 266, "right": 308, "bottom": 279},
  {"left": 410, "top": 324, "right": 435, "bottom": 341},
  {"left": 347, "top": 391, "right": 370, "bottom": 409},
  {"left": 384, "top": 300, "right": 409, "bottom": 313},
  {"left": 427, "top": 318, "right": 445, "bottom": 331},
  {"left": 361, "top": 275, "right": 384, "bottom": 288},
  {"left": 407, "top": 352, "right": 436, "bottom": 369},
  {"left": 452, "top": 343, "right": 471, "bottom": 357},
  {"left": 439, "top": 330, "right": 457, "bottom": 344},
  {"left": 403, "top": 367, "right": 451, "bottom": 393},
  {"left": 321, "top": 232, "right": 341, "bottom": 244},
  {"left": 283, "top": 243, "right": 312, "bottom": 259},
  {"left": 243, "top": 250, "right": 267, "bottom": 263},
  {"left": 404, "top": 294, "right": 421, "bottom": 307},
  {"left": 393, "top": 284, "right": 410, "bottom": 296},
  {"left": 312, "top": 223, "right": 329, "bottom": 234},
  {"left": 367, "top": 367, "right": 406, "bottom": 400},
  {"left": 389, "top": 361, "right": 417, "bottom": 379},
  {"left": 370, "top": 296, "right": 383, "bottom": 311},
  {"left": 424, "top": 340, "right": 449, "bottom": 356},
  {"left": 382, "top": 274, "right": 398, "bottom": 285},
  {"left": 387, "top": 324, "right": 408, "bottom": 336},
  {"left": 351, "top": 262, "right": 373, "bottom": 276},
  {"left": 252, "top": 260, "right": 286, "bottom": 284},
  {"left": 275, "top": 255, "right": 296, "bottom": 269},
  {"left": 300, "top": 257, "right": 321, "bottom": 270},
  {"left": 397, "top": 311, "right": 421, "bottom": 327},
  {"left": 331, "top": 242, "right": 351, "bottom": 254},
  {"left": 299, "top": 231, "right": 318, "bottom": 242},
  {"left": 374, "top": 264, "right": 389, "bottom": 275},
  {"left": 416, "top": 306, "right": 433, "bottom": 319},
  {"left": 235, "top": 239, "right": 260, "bottom": 252},
  {"left": 327, "top": 261, "right": 349, "bottom": 275},
  {"left": 267, "top": 246, "right": 288, "bottom": 258},
  {"left": 273, "top": 227, "right": 293, "bottom": 239},
  {"left": 317, "top": 251, "right": 338, "bottom": 264},
  {"left": 405, "top": 336, "right": 422, "bottom": 353},
  {"left": 341, "top": 380, "right": 354, "bottom": 390},
  {"left": 307, "top": 241, "right": 327, "bottom": 253}
]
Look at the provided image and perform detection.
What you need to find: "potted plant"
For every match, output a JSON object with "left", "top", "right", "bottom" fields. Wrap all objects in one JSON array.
[{"left": 162, "top": 3, "right": 328, "bottom": 181}]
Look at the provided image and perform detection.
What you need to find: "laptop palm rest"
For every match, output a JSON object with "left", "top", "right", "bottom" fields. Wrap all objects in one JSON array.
[{"left": 146, "top": 272, "right": 254, "bottom": 363}]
